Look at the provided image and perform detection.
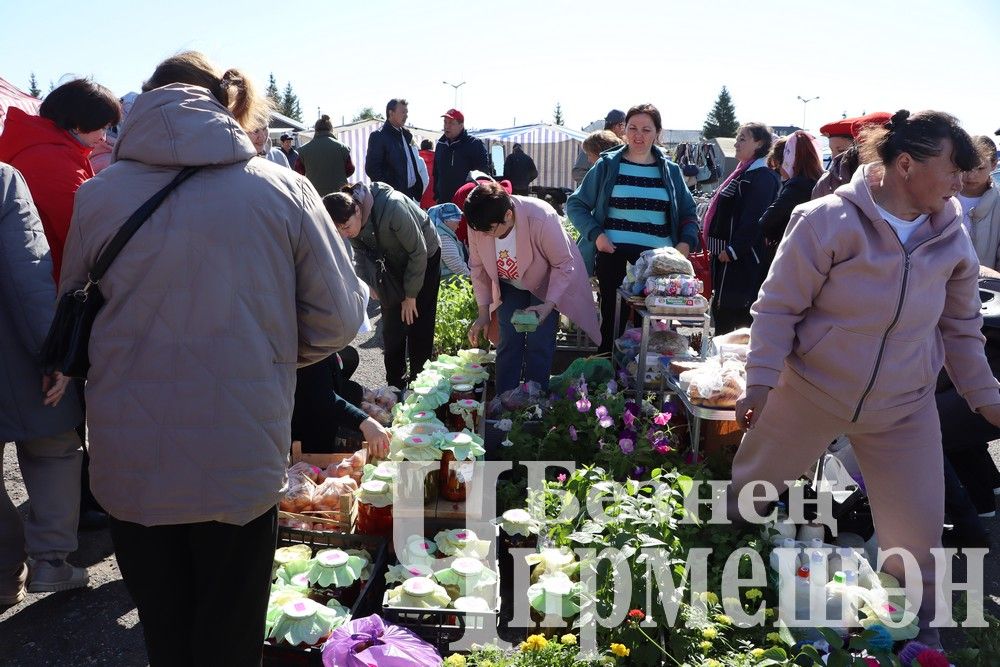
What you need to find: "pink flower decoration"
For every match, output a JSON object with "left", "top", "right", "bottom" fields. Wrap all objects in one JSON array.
[
  {"left": 575, "top": 397, "right": 591, "bottom": 413},
  {"left": 653, "top": 412, "right": 672, "bottom": 426}
]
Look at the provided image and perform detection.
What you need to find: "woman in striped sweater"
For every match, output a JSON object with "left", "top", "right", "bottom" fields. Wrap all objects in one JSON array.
[{"left": 567, "top": 104, "right": 700, "bottom": 353}]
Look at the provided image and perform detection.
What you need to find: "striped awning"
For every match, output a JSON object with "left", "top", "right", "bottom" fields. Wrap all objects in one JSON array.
[{"left": 472, "top": 124, "right": 586, "bottom": 190}]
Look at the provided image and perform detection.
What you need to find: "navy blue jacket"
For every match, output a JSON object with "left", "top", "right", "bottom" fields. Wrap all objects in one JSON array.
[
  {"left": 707, "top": 160, "right": 781, "bottom": 311},
  {"left": 366, "top": 122, "right": 420, "bottom": 195},
  {"left": 433, "top": 129, "right": 490, "bottom": 204}
]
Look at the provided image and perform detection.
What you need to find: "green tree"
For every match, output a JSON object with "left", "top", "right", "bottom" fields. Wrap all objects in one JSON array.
[
  {"left": 352, "top": 106, "right": 384, "bottom": 122},
  {"left": 702, "top": 86, "right": 739, "bottom": 139},
  {"left": 28, "top": 73, "right": 41, "bottom": 98},
  {"left": 265, "top": 73, "right": 281, "bottom": 110},
  {"left": 553, "top": 102, "right": 564, "bottom": 126},
  {"left": 280, "top": 81, "right": 302, "bottom": 122}
]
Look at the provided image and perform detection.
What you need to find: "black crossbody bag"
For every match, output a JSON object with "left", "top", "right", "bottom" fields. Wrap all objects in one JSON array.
[{"left": 40, "top": 167, "right": 200, "bottom": 378}]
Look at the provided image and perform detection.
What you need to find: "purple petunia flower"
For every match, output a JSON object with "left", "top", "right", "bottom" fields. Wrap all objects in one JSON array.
[
  {"left": 633, "top": 466, "right": 646, "bottom": 478},
  {"left": 654, "top": 443, "right": 672, "bottom": 455},
  {"left": 606, "top": 378, "right": 618, "bottom": 395},
  {"left": 619, "top": 437, "right": 635, "bottom": 454},
  {"left": 576, "top": 397, "right": 591, "bottom": 413},
  {"left": 568, "top": 425, "right": 578, "bottom": 441},
  {"left": 595, "top": 405, "right": 613, "bottom": 428},
  {"left": 622, "top": 410, "right": 636, "bottom": 428}
]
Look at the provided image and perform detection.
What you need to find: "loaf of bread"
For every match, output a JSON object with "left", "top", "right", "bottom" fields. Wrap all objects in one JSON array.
[{"left": 669, "top": 359, "right": 704, "bottom": 376}]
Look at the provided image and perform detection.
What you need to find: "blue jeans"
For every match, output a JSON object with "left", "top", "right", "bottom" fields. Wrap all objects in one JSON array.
[{"left": 496, "top": 280, "right": 559, "bottom": 394}]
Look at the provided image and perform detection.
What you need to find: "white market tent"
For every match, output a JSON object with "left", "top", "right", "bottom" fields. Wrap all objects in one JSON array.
[
  {"left": 0, "top": 76, "right": 41, "bottom": 133},
  {"left": 295, "top": 119, "right": 440, "bottom": 185},
  {"left": 472, "top": 123, "right": 586, "bottom": 190}
]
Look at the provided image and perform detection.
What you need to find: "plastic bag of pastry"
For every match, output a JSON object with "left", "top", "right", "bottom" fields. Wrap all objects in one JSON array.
[
  {"left": 280, "top": 479, "right": 316, "bottom": 513},
  {"left": 712, "top": 327, "right": 751, "bottom": 347},
  {"left": 636, "top": 247, "right": 694, "bottom": 280},
  {"left": 288, "top": 461, "right": 323, "bottom": 484},
  {"left": 647, "top": 329, "right": 690, "bottom": 356},
  {"left": 681, "top": 359, "right": 746, "bottom": 408},
  {"left": 361, "top": 401, "right": 392, "bottom": 426},
  {"left": 371, "top": 386, "right": 399, "bottom": 410}
]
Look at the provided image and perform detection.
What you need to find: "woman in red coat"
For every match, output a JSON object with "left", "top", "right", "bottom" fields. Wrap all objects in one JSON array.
[{"left": 0, "top": 79, "right": 120, "bottom": 283}]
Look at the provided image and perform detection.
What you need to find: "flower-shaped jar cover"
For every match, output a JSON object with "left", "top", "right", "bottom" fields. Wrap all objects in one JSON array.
[
  {"left": 424, "top": 355, "right": 465, "bottom": 376},
  {"left": 457, "top": 348, "right": 495, "bottom": 364},
  {"left": 525, "top": 547, "right": 578, "bottom": 581},
  {"left": 498, "top": 508, "right": 541, "bottom": 538},
  {"left": 434, "top": 556, "right": 498, "bottom": 600},
  {"left": 527, "top": 571, "right": 583, "bottom": 620},
  {"left": 362, "top": 461, "right": 398, "bottom": 484},
  {"left": 390, "top": 433, "right": 444, "bottom": 462},
  {"left": 267, "top": 597, "right": 347, "bottom": 646},
  {"left": 307, "top": 549, "right": 368, "bottom": 588},
  {"left": 386, "top": 576, "right": 452, "bottom": 609},
  {"left": 434, "top": 528, "right": 491, "bottom": 559},
  {"left": 448, "top": 400, "right": 483, "bottom": 431},
  {"left": 356, "top": 480, "right": 393, "bottom": 508},
  {"left": 384, "top": 562, "right": 435, "bottom": 585},
  {"left": 439, "top": 431, "right": 486, "bottom": 462},
  {"left": 265, "top": 587, "right": 308, "bottom": 636},
  {"left": 461, "top": 363, "right": 490, "bottom": 384},
  {"left": 401, "top": 535, "right": 438, "bottom": 566},
  {"left": 391, "top": 403, "right": 445, "bottom": 426},
  {"left": 272, "top": 544, "right": 312, "bottom": 577},
  {"left": 274, "top": 557, "right": 313, "bottom": 589},
  {"left": 404, "top": 383, "right": 450, "bottom": 411}
]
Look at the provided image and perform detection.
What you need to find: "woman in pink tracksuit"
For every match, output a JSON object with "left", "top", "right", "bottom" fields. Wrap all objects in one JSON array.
[{"left": 730, "top": 110, "right": 1000, "bottom": 648}]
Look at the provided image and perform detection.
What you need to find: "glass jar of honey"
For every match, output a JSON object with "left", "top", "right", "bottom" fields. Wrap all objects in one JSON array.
[{"left": 355, "top": 480, "right": 393, "bottom": 537}]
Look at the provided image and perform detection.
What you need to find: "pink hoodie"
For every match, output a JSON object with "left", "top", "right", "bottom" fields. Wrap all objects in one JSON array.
[
  {"left": 468, "top": 195, "right": 601, "bottom": 346},
  {"left": 747, "top": 163, "right": 1000, "bottom": 423}
]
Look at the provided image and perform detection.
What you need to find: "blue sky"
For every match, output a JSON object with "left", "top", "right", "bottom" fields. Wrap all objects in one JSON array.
[{"left": 3, "top": 0, "right": 998, "bottom": 137}]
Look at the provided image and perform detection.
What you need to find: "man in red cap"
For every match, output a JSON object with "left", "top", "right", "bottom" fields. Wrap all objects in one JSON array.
[
  {"left": 814, "top": 111, "right": 892, "bottom": 198},
  {"left": 433, "top": 108, "right": 491, "bottom": 205}
]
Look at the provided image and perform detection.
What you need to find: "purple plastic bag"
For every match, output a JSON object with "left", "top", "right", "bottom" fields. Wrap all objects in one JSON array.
[{"left": 321, "top": 614, "right": 441, "bottom": 667}]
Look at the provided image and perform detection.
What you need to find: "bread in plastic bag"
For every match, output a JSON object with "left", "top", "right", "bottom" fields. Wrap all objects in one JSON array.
[{"left": 680, "top": 358, "right": 746, "bottom": 408}]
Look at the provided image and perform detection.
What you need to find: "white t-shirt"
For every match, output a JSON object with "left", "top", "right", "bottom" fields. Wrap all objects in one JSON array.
[
  {"left": 495, "top": 226, "right": 524, "bottom": 289},
  {"left": 875, "top": 205, "right": 928, "bottom": 245},
  {"left": 956, "top": 193, "right": 984, "bottom": 232}
]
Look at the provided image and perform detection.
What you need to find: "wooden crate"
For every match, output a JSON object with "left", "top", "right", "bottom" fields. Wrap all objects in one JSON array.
[{"left": 282, "top": 442, "right": 358, "bottom": 533}]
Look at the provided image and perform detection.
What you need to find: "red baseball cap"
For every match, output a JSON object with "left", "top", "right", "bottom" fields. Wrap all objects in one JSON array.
[
  {"left": 819, "top": 112, "right": 891, "bottom": 139},
  {"left": 442, "top": 108, "right": 465, "bottom": 123}
]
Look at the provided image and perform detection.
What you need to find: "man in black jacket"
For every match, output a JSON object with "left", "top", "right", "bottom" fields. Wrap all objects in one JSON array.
[
  {"left": 365, "top": 98, "right": 423, "bottom": 200},
  {"left": 433, "top": 108, "right": 490, "bottom": 204},
  {"left": 502, "top": 143, "right": 538, "bottom": 195}
]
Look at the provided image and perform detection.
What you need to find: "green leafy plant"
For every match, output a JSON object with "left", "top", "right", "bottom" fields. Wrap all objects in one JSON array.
[{"left": 434, "top": 277, "right": 481, "bottom": 356}]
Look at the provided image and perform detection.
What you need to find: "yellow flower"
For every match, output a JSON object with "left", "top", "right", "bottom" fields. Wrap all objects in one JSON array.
[
  {"left": 610, "top": 643, "right": 631, "bottom": 657},
  {"left": 560, "top": 634, "right": 577, "bottom": 645},
  {"left": 480, "top": 662, "right": 496, "bottom": 667},
  {"left": 764, "top": 607, "right": 776, "bottom": 619},
  {"left": 699, "top": 640, "right": 713, "bottom": 652},
  {"left": 443, "top": 655, "right": 467, "bottom": 667},
  {"left": 714, "top": 614, "right": 732, "bottom": 626},
  {"left": 745, "top": 588, "right": 763, "bottom": 600},
  {"left": 522, "top": 634, "right": 549, "bottom": 651},
  {"left": 701, "top": 627, "right": 718, "bottom": 640},
  {"left": 699, "top": 591, "right": 719, "bottom": 605},
  {"left": 750, "top": 648, "right": 765, "bottom": 659},
  {"left": 766, "top": 632, "right": 782, "bottom": 644},
  {"left": 705, "top": 660, "right": 723, "bottom": 667}
]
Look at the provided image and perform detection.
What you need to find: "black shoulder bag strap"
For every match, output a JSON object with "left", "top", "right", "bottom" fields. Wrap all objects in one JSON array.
[{"left": 82, "top": 166, "right": 200, "bottom": 291}]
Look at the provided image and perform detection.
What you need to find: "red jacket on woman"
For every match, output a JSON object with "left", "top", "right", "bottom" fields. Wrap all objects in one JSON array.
[{"left": 0, "top": 107, "right": 94, "bottom": 283}]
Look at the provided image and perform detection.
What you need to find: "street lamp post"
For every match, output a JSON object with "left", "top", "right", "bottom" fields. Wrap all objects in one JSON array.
[
  {"left": 797, "top": 95, "right": 819, "bottom": 130},
  {"left": 443, "top": 80, "right": 466, "bottom": 108}
]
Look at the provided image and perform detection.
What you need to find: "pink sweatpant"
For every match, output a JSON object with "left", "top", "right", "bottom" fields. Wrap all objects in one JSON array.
[{"left": 729, "top": 375, "right": 944, "bottom": 639}]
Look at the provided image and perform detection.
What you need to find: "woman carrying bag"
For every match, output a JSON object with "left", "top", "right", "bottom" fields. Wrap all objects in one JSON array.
[{"left": 325, "top": 182, "right": 442, "bottom": 389}]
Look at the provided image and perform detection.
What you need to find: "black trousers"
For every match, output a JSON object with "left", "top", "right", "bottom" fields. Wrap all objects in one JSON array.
[
  {"left": 711, "top": 304, "right": 753, "bottom": 336},
  {"left": 595, "top": 244, "right": 647, "bottom": 355},
  {"left": 382, "top": 248, "right": 441, "bottom": 389},
  {"left": 110, "top": 507, "right": 278, "bottom": 667},
  {"left": 938, "top": 386, "right": 1000, "bottom": 528}
]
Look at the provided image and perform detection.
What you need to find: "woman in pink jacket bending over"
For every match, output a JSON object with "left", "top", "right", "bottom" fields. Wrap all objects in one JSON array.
[
  {"left": 730, "top": 110, "right": 1000, "bottom": 649},
  {"left": 466, "top": 182, "right": 600, "bottom": 393}
]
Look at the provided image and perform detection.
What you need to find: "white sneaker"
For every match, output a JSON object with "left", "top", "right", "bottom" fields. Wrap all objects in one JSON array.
[{"left": 27, "top": 559, "right": 89, "bottom": 593}]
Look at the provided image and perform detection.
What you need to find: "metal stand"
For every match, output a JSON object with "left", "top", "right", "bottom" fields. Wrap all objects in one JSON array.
[
  {"left": 661, "top": 372, "right": 735, "bottom": 461},
  {"left": 613, "top": 288, "right": 711, "bottom": 394}
]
